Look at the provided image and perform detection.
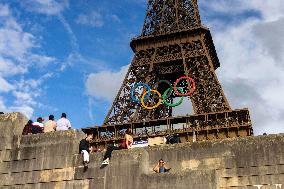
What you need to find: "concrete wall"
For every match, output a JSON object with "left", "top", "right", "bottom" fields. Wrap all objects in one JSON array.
[{"left": 0, "top": 113, "right": 284, "bottom": 189}]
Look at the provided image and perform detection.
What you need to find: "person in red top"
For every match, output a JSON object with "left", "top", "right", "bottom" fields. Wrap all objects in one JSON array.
[
  {"left": 102, "top": 128, "right": 133, "bottom": 165},
  {"left": 22, "top": 120, "right": 33, "bottom": 135}
]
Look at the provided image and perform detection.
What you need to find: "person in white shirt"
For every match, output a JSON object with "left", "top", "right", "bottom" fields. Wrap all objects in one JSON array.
[
  {"left": 32, "top": 117, "right": 44, "bottom": 134},
  {"left": 56, "top": 113, "right": 72, "bottom": 131}
]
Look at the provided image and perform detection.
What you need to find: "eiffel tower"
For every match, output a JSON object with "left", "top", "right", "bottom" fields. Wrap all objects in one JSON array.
[{"left": 85, "top": 0, "right": 252, "bottom": 144}]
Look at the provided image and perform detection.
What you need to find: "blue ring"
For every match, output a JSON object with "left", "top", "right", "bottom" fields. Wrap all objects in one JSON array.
[{"left": 130, "top": 83, "right": 151, "bottom": 103}]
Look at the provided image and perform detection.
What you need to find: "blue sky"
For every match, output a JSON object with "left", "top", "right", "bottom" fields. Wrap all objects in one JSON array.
[
  {"left": 0, "top": 0, "right": 147, "bottom": 128},
  {"left": 0, "top": 0, "right": 283, "bottom": 135}
]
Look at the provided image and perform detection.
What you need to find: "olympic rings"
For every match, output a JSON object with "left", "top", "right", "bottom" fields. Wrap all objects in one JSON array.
[
  {"left": 130, "top": 76, "right": 196, "bottom": 109},
  {"left": 162, "top": 87, "right": 184, "bottom": 107},
  {"left": 130, "top": 83, "right": 151, "bottom": 103},
  {"left": 141, "top": 90, "right": 162, "bottom": 110},
  {"left": 173, "top": 76, "right": 196, "bottom": 96}
]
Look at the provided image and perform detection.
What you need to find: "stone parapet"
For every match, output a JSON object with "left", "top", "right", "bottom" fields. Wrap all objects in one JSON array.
[{"left": 0, "top": 113, "right": 283, "bottom": 189}]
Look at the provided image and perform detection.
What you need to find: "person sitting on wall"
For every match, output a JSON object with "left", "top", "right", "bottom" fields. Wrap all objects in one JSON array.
[
  {"left": 101, "top": 128, "right": 133, "bottom": 165},
  {"left": 44, "top": 115, "right": 57, "bottom": 133},
  {"left": 153, "top": 159, "right": 171, "bottom": 173},
  {"left": 56, "top": 113, "right": 72, "bottom": 131},
  {"left": 79, "top": 133, "right": 93, "bottom": 169},
  {"left": 31, "top": 117, "right": 44, "bottom": 134},
  {"left": 22, "top": 120, "right": 33, "bottom": 135}
]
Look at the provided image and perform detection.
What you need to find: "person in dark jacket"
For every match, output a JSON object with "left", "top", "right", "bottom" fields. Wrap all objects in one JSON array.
[
  {"left": 22, "top": 120, "right": 33, "bottom": 135},
  {"left": 79, "top": 133, "right": 93, "bottom": 168}
]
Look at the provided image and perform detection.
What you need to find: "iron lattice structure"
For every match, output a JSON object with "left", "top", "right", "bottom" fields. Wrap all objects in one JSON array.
[
  {"left": 84, "top": 0, "right": 252, "bottom": 145},
  {"left": 104, "top": 0, "right": 232, "bottom": 125},
  {"left": 142, "top": 0, "right": 201, "bottom": 36}
]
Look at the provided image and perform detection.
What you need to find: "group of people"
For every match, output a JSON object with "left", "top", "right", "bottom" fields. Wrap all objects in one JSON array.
[
  {"left": 22, "top": 113, "right": 172, "bottom": 173},
  {"left": 22, "top": 113, "right": 72, "bottom": 135},
  {"left": 79, "top": 128, "right": 133, "bottom": 169},
  {"left": 79, "top": 128, "right": 171, "bottom": 173}
]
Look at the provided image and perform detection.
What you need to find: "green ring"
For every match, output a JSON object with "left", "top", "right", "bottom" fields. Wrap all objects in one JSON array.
[{"left": 162, "top": 87, "right": 184, "bottom": 107}]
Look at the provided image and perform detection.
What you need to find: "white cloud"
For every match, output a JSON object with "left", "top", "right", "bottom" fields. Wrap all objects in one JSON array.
[
  {"left": 29, "top": 54, "right": 57, "bottom": 67},
  {"left": 0, "top": 57, "right": 27, "bottom": 76},
  {"left": 20, "top": 0, "right": 79, "bottom": 71},
  {"left": 0, "top": 4, "right": 56, "bottom": 118},
  {"left": 0, "top": 77, "right": 14, "bottom": 92},
  {"left": 0, "top": 28, "right": 35, "bottom": 61},
  {"left": 253, "top": 18, "right": 284, "bottom": 62},
  {"left": 244, "top": 0, "right": 284, "bottom": 21},
  {"left": 0, "top": 4, "right": 10, "bottom": 17},
  {"left": 60, "top": 52, "right": 84, "bottom": 71},
  {"left": 200, "top": 0, "right": 284, "bottom": 21},
  {"left": 76, "top": 11, "right": 104, "bottom": 28},
  {"left": 0, "top": 3, "right": 55, "bottom": 69},
  {"left": 10, "top": 105, "right": 34, "bottom": 118},
  {"left": 200, "top": 1, "right": 249, "bottom": 15},
  {"left": 75, "top": 11, "right": 122, "bottom": 28},
  {"left": 0, "top": 97, "right": 8, "bottom": 112},
  {"left": 12, "top": 91, "right": 36, "bottom": 105},
  {"left": 22, "top": 0, "right": 69, "bottom": 15},
  {"left": 200, "top": 0, "right": 284, "bottom": 135},
  {"left": 58, "top": 14, "right": 79, "bottom": 52},
  {"left": 85, "top": 65, "right": 129, "bottom": 101}
]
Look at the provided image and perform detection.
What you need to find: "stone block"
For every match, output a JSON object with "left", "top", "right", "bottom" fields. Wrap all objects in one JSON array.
[
  {"left": 41, "top": 155, "right": 75, "bottom": 170},
  {"left": 17, "top": 142, "right": 79, "bottom": 161},
  {"left": 0, "top": 136, "right": 21, "bottom": 151},
  {"left": 89, "top": 178, "right": 106, "bottom": 189},
  {"left": 37, "top": 180, "right": 89, "bottom": 189},
  {"left": 0, "top": 155, "right": 76, "bottom": 174},
  {"left": 140, "top": 170, "right": 216, "bottom": 189},
  {"left": 219, "top": 174, "right": 284, "bottom": 187},
  {"left": 0, "top": 113, "right": 28, "bottom": 136},
  {"left": 19, "top": 130, "right": 85, "bottom": 147},
  {"left": 0, "top": 167, "right": 75, "bottom": 186},
  {"left": 217, "top": 165, "right": 284, "bottom": 178},
  {"left": 0, "top": 149, "right": 13, "bottom": 162},
  {"left": 74, "top": 166, "right": 107, "bottom": 179},
  {"left": 0, "top": 180, "right": 92, "bottom": 189},
  {"left": 18, "top": 146, "right": 46, "bottom": 160}
]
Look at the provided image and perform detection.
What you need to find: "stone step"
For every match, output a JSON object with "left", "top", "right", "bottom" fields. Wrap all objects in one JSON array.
[
  {"left": 1, "top": 142, "right": 80, "bottom": 161},
  {"left": 0, "top": 179, "right": 92, "bottom": 189},
  {"left": 0, "top": 155, "right": 76, "bottom": 174},
  {"left": 219, "top": 174, "right": 284, "bottom": 187},
  {"left": 219, "top": 185, "right": 283, "bottom": 189},
  {"left": 217, "top": 165, "right": 284, "bottom": 178},
  {"left": 0, "top": 167, "right": 75, "bottom": 186},
  {"left": 140, "top": 170, "right": 216, "bottom": 189}
]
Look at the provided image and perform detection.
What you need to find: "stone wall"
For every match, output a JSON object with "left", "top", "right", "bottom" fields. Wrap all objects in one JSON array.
[{"left": 0, "top": 113, "right": 283, "bottom": 189}]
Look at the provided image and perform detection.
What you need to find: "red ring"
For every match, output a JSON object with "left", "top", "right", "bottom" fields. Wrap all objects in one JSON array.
[{"left": 173, "top": 76, "right": 196, "bottom": 96}]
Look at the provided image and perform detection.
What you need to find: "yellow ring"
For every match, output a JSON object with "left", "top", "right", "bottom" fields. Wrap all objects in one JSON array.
[{"left": 141, "top": 89, "right": 162, "bottom": 110}]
